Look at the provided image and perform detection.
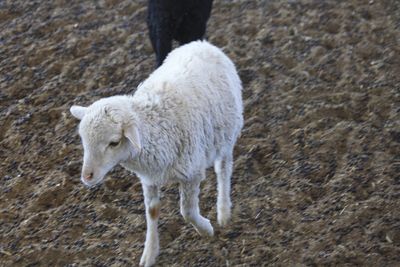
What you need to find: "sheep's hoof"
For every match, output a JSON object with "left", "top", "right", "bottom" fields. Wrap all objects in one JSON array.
[
  {"left": 139, "top": 254, "right": 156, "bottom": 267},
  {"left": 217, "top": 202, "right": 231, "bottom": 227},
  {"left": 139, "top": 245, "right": 159, "bottom": 267},
  {"left": 193, "top": 218, "right": 214, "bottom": 237},
  {"left": 217, "top": 211, "right": 231, "bottom": 227}
]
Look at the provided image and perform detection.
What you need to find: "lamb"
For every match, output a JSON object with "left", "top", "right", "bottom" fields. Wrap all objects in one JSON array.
[
  {"left": 70, "top": 41, "right": 243, "bottom": 267},
  {"left": 147, "top": 0, "right": 213, "bottom": 67}
]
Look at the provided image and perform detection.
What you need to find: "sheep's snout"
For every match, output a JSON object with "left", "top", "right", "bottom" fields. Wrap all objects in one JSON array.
[
  {"left": 83, "top": 172, "right": 93, "bottom": 181},
  {"left": 81, "top": 164, "right": 101, "bottom": 187},
  {"left": 81, "top": 170, "right": 95, "bottom": 186}
]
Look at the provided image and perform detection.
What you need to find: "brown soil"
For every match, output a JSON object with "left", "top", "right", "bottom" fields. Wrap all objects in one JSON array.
[{"left": 1, "top": 0, "right": 400, "bottom": 266}]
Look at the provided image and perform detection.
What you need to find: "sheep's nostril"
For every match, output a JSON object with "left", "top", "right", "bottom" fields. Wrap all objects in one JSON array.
[{"left": 84, "top": 173, "right": 93, "bottom": 181}]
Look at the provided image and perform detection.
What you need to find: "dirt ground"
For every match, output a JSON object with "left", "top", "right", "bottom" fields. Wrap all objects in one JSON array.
[{"left": 1, "top": 0, "right": 400, "bottom": 266}]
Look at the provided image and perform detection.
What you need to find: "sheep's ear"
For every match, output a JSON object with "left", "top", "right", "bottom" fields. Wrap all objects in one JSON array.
[
  {"left": 70, "top": 105, "right": 87, "bottom": 120},
  {"left": 124, "top": 124, "right": 142, "bottom": 151}
]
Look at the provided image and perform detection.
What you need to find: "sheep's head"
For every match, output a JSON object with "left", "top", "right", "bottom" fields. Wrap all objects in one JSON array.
[{"left": 70, "top": 96, "right": 141, "bottom": 187}]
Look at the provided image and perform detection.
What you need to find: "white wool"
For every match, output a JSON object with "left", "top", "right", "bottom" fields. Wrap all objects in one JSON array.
[
  {"left": 125, "top": 41, "right": 243, "bottom": 184},
  {"left": 70, "top": 41, "right": 243, "bottom": 267}
]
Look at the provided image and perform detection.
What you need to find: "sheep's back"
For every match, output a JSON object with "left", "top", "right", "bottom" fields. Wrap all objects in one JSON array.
[{"left": 134, "top": 41, "right": 243, "bottom": 173}]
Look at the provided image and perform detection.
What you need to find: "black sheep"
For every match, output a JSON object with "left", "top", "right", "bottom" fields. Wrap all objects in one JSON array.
[{"left": 147, "top": 0, "right": 214, "bottom": 67}]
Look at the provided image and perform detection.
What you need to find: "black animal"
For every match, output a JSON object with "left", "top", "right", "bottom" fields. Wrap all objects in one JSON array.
[{"left": 147, "top": 0, "right": 214, "bottom": 67}]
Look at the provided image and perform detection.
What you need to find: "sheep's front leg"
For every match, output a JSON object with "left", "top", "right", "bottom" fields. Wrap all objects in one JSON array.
[
  {"left": 179, "top": 179, "right": 214, "bottom": 237},
  {"left": 140, "top": 184, "right": 160, "bottom": 267}
]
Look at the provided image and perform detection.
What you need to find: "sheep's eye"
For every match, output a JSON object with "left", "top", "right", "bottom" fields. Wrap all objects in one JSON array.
[{"left": 109, "top": 141, "right": 120, "bottom": 147}]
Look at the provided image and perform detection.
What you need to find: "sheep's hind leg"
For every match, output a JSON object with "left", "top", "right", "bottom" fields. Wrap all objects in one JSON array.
[
  {"left": 179, "top": 177, "right": 214, "bottom": 237},
  {"left": 140, "top": 184, "right": 161, "bottom": 267},
  {"left": 214, "top": 154, "right": 233, "bottom": 226}
]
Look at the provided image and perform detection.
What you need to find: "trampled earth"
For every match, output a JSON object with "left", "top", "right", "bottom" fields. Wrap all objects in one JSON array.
[{"left": 1, "top": 0, "right": 399, "bottom": 266}]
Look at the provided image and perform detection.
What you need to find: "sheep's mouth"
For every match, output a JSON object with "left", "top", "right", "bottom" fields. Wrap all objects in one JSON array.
[{"left": 81, "top": 176, "right": 104, "bottom": 188}]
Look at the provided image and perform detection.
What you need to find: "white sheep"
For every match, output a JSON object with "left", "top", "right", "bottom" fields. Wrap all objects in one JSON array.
[{"left": 70, "top": 41, "right": 243, "bottom": 267}]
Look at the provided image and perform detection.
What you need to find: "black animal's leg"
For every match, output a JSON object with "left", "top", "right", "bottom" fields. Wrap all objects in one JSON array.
[
  {"left": 155, "top": 30, "right": 172, "bottom": 67},
  {"left": 147, "top": 0, "right": 174, "bottom": 67},
  {"left": 148, "top": 23, "right": 173, "bottom": 67},
  {"left": 176, "top": 0, "right": 213, "bottom": 45}
]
